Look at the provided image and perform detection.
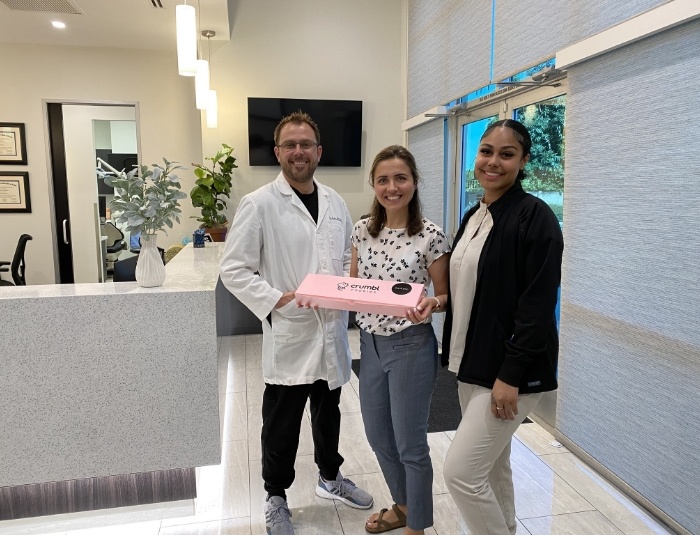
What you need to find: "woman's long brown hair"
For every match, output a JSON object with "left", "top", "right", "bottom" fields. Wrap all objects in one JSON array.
[{"left": 366, "top": 145, "right": 424, "bottom": 238}]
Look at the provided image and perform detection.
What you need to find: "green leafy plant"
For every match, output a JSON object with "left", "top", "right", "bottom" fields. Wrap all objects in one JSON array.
[
  {"left": 102, "top": 159, "right": 188, "bottom": 235},
  {"left": 190, "top": 144, "right": 238, "bottom": 229}
]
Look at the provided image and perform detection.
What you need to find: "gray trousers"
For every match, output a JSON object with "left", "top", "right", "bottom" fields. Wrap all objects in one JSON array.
[
  {"left": 359, "top": 323, "right": 438, "bottom": 531},
  {"left": 444, "top": 383, "right": 542, "bottom": 535}
]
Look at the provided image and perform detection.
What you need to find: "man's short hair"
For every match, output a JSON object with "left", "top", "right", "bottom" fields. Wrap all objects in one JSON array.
[{"left": 273, "top": 111, "right": 321, "bottom": 145}]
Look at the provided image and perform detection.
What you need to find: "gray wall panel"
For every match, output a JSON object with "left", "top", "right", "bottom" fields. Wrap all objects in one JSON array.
[
  {"left": 559, "top": 18, "right": 700, "bottom": 534},
  {"left": 408, "top": 119, "right": 446, "bottom": 343},
  {"left": 493, "top": 0, "right": 668, "bottom": 81},
  {"left": 408, "top": 120, "right": 444, "bottom": 226},
  {"left": 408, "top": 0, "right": 491, "bottom": 117}
]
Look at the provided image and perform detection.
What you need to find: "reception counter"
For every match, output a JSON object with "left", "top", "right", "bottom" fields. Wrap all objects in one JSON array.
[{"left": 0, "top": 243, "right": 223, "bottom": 519}]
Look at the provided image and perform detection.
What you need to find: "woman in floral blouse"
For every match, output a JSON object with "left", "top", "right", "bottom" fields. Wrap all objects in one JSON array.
[{"left": 351, "top": 145, "right": 450, "bottom": 535}]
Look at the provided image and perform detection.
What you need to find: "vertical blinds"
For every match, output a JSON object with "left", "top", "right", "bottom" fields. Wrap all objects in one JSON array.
[
  {"left": 558, "top": 18, "right": 700, "bottom": 535},
  {"left": 407, "top": 0, "right": 492, "bottom": 118},
  {"left": 493, "top": 0, "right": 667, "bottom": 81}
]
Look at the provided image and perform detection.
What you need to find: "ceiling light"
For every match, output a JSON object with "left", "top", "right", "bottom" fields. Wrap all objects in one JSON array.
[
  {"left": 176, "top": 4, "right": 197, "bottom": 76},
  {"left": 52, "top": 21, "right": 66, "bottom": 29},
  {"left": 201, "top": 30, "right": 218, "bottom": 128},
  {"left": 195, "top": 59, "right": 210, "bottom": 110}
]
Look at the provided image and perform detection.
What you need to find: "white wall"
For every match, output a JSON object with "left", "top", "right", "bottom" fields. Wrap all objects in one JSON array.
[
  {"left": 0, "top": 0, "right": 404, "bottom": 285},
  {"left": 0, "top": 44, "right": 202, "bottom": 285},
  {"left": 204, "top": 0, "right": 405, "bottom": 224}
]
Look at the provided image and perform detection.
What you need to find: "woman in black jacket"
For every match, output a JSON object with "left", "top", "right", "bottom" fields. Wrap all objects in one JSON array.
[{"left": 442, "top": 119, "right": 563, "bottom": 535}]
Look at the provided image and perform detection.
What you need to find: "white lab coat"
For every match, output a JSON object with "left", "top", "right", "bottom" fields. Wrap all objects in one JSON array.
[{"left": 219, "top": 174, "right": 353, "bottom": 389}]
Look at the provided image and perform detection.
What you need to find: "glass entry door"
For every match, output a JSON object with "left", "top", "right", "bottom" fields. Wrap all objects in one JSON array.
[
  {"left": 460, "top": 114, "right": 499, "bottom": 219},
  {"left": 453, "top": 81, "right": 567, "bottom": 231},
  {"left": 511, "top": 94, "right": 566, "bottom": 227}
]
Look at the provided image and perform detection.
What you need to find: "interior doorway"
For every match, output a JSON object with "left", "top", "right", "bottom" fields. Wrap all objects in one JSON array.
[{"left": 46, "top": 102, "right": 139, "bottom": 284}]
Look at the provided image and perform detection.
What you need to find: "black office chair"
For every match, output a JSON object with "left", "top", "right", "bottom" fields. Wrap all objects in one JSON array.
[
  {"left": 0, "top": 234, "right": 33, "bottom": 286},
  {"left": 112, "top": 248, "right": 166, "bottom": 282}
]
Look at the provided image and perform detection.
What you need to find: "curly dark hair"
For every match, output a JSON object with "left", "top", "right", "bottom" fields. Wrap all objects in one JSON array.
[{"left": 366, "top": 145, "right": 424, "bottom": 238}]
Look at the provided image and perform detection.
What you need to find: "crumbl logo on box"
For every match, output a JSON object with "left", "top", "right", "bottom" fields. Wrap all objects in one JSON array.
[
  {"left": 337, "top": 282, "right": 349, "bottom": 291},
  {"left": 344, "top": 282, "right": 381, "bottom": 294},
  {"left": 391, "top": 283, "right": 411, "bottom": 295}
]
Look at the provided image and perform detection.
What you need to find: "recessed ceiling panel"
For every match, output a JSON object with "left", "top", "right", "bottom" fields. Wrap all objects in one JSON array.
[{"left": 0, "top": 0, "right": 82, "bottom": 14}]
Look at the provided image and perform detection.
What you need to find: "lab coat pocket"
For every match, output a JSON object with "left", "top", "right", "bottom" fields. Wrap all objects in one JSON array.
[
  {"left": 271, "top": 301, "right": 320, "bottom": 343},
  {"left": 328, "top": 221, "right": 346, "bottom": 262}
]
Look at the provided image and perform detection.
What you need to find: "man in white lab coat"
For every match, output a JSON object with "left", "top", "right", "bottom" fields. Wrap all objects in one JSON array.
[{"left": 220, "top": 112, "right": 373, "bottom": 535}]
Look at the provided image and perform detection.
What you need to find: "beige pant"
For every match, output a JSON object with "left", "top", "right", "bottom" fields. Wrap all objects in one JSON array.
[{"left": 443, "top": 383, "right": 542, "bottom": 535}]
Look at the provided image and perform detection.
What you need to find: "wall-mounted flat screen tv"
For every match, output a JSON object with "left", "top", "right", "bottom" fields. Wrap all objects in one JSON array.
[{"left": 248, "top": 97, "right": 362, "bottom": 167}]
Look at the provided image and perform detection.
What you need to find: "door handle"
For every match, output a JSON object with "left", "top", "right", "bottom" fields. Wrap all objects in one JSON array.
[{"left": 62, "top": 219, "right": 69, "bottom": 244}]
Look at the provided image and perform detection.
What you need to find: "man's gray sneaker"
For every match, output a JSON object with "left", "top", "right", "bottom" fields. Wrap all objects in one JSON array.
[
  {"left": 315, "top": 472, "right": 374, "bottom": 509},
  {"left": 264, "top": 495, "right": 294, "bottom": 535}
]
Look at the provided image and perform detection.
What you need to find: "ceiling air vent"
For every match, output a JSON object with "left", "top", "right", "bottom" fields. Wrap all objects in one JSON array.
[
  {"left": 0, "top": 0, "right": 82, "bottom": 13},
  {"left": 150, "top": 0, "right": 164, "bottom": 7}
]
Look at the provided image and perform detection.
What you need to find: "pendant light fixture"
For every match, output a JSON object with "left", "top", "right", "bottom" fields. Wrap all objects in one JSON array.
[
  {"left": 202, "top": 30, "right": 218, "bottom": 128},
  {"left": 195, "top": 59, "right": 210, "bottom": 109},
  {"left": 176, "top": 2, "right": 197, "bottom": 76}
]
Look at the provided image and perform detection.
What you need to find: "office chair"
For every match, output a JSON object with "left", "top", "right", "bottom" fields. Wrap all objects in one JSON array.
[
  {"left": 112, "top": 247, "right": 166, "bottom": 283},
  {"left": 0, "top": 234, "right": 33, "bottom": 286},
  {"left": 101, "top": 222, "right": 126, "bottom": 273}
]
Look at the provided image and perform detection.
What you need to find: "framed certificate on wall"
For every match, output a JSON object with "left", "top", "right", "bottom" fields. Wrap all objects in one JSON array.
[
  {"left": 0, "top": 123, "right": 28, "bottom": 165},
  {"left": 0, "top": 172, "right": 31, "bottom": 213}
]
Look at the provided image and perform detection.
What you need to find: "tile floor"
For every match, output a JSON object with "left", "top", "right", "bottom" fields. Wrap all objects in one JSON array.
[{"left": 0, "top": 331, "right": 677, "bottom": 535}]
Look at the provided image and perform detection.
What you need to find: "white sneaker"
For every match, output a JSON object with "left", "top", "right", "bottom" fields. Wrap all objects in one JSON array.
[{"left": 264, "top": 495, "right": 294, "bottom": 535}]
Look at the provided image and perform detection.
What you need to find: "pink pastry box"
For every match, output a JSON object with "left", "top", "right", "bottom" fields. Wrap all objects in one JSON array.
[{"left": 295, "top": 273, "right": 425, "bottom": 316}]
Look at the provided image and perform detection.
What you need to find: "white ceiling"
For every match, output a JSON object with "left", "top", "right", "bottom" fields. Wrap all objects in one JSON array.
[{"left": 0, "top": 0, "right": 230, "bottom": 51}]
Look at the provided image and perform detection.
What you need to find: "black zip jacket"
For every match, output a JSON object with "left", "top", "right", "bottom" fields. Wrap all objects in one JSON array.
[{"left": 441, "top": 182, "right": 563, "bottom": 394}]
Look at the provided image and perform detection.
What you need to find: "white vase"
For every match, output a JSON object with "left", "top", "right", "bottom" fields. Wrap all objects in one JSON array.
[{"left": 135, "top": 233, "right": 166, "bottom": 288}]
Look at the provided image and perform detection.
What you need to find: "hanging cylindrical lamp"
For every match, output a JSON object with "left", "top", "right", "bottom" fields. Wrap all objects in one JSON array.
[
  {"left": 206, "top": 89, "right": 218, "bottom": 128},
  {"left": 195, "top": 59, "right": 210, "bottom": 109},
  {"left": 201, "top": 30, "right": 218, "bottom": 128},
  {"left": 176, "top": 4, "right": 197, "bottom": 76}
]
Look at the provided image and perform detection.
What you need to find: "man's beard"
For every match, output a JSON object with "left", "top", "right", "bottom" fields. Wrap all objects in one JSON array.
[{"left": 281, "top": 158, "right": 317, "bottom": 184}]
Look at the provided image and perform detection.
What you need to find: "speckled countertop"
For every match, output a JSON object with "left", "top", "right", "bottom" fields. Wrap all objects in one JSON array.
[{"left": 0, "top": 242, "right": 224, "bottom": 299}]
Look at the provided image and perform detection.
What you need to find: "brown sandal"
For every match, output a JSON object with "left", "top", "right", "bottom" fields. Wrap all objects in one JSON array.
[{"left": 365, "top": 503, "right": 407, "bottom": 533}]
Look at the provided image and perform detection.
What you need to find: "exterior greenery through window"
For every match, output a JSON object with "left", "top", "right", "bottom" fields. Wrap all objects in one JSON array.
[{"left": 456, "top": 59, "right": 565, "bottom": 226}]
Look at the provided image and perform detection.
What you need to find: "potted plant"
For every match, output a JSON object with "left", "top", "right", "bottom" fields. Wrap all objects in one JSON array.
[
  {"left": 190, "top": 144, "right": 237, "bottom": 242},
  {"left": 103, "top": 159, "right": 188, "bottom": 287}
]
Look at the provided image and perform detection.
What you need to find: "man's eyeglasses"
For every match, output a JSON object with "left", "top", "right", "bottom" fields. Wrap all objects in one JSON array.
[{"left": 277, "top": 140, "right": 318, "bottom": 151}]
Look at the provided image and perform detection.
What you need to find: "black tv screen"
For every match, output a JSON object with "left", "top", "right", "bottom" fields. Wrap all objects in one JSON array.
[{"left": 248, "top": 97, "right": 362, "bottom": 167}]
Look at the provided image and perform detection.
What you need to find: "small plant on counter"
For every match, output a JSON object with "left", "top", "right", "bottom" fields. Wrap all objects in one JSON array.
[
  {"left": 190, "top": 144, "right": 237, "bottom": 234},
  {"left": 103, "top": 159, "right": 188, "bottom": 235}
]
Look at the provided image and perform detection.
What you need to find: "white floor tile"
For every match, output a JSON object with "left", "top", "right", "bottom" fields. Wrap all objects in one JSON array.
[
  {"left": 221, "top": 391, "right": 248, "bottom": 443},
  {"left": 540, "top": 453, "right": 675, "bottom": 535},
  {"left": 523, "top": 510, "right": 625, "bottom": 535},
  {"left": 428, "top": 431, "right": 452, "bottom": 495},
  {"left": 246, "top": 404, "right": 262, "bottom": 462},
  {"left": 514, "top": 422, "right": 569, "bottom": 456},
  {"left": 245, "top": 367, "right": 265, "bottom": 405},
  {"left": 159, "top": 517, "right": 251, "bottom": 535},
  {"left": 337, "top": 412, "right": 381, "bottom": 476},
  {"left": 67, "top": 520, "right": 162, "bottom": 535},
  {"left": 512, "top": 438, "right": 595, "bottom": 519},
  {"left": 339, "top": 380, "right": 361, "bottom": 414},
  {"left": 165, "top": 441, "right": 250, "bottom": 528}
]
